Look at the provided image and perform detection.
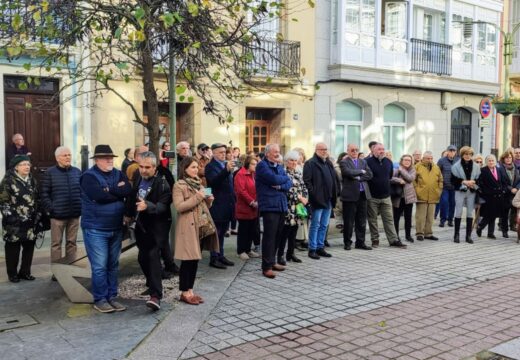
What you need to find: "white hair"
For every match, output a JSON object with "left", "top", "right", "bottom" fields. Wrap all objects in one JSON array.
[
  {"left": 285, "top": 150, "right": 300, "bottom": 162},
  {"left": 176, "top": 141, "right": 190, "bottom": 151},
  {"left": 265, "top": 143, "right": 279, "bottom": 154},
  {"left": 485, "top": 154, "right": 496, "bottom": 162},
  {"left": 423, "top": 151, "right": 433, "bottom": 157},
  {"left": 55, "top": 146, "right": 70, "bottom": 157}
]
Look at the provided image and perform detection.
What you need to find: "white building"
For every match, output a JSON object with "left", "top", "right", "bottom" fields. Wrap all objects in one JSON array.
[{"left": 315, "top": 0, "right": 502, "bottom": 159}]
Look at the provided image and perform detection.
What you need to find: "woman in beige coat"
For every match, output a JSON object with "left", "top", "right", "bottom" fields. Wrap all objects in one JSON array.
[{"left": 173, "top": 157, "right": 219, "bottom": 305}]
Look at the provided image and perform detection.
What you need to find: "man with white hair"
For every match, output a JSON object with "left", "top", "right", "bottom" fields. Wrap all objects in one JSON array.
[
  {"left": 41, "top": 146, "right": 82, "bottom": 266},
  {"left": 176, "top": 141, "right": 191, "bottom": 177},
  {"left": 6, "top": 133, "right": 31, "bottom": 168}
]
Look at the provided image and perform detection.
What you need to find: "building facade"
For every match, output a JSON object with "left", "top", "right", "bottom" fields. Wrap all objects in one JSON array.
[{"left": 315, "top": 0, "right": 502, "bottom": 159}]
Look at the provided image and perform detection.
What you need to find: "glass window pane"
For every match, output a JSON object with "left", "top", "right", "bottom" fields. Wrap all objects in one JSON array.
[
  {"left": 392, "top": 126, "right": 405, "bottom": 160},
  {"left": 253, "top": 126, "right": 260, "bottom": 135},
  {"left": 347, "top": 125, "right": 361, "bottom": 147},
  {"left": 383, "top": 126, "right": 391, "bottom": 150},
  {"left": 346, "top": 0, "right": 360, "bottom": 31},
  {"left": 423, "top": 14, "right": 433, "bottom": 41},
  {"left": 383, "top": 2, "right": 407, "bottom": 39},
  {"left": 361, "top": 0, "right": 375, "bottom": 33},
  {"left": 384, "top": 104, "right": 405, "bottom": 123},
  {"left": 261, "top": 127, "right": 267, "bottom": 135},
  {"left": 336, "top": 101, "right": 362, "bottom": 122},
  {"left": 335, "top": 125, "right": 345, "bottom": 156},
  {"left": 254, "top": 137, "right": 259, "bottom": 146}
]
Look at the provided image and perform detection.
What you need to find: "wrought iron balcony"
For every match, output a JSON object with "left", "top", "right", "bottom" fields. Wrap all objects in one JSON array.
[
  {"left": 244, "top": 39, "right": 301, "bottom": 79},
  {"left": 410, "top": 38, "right": 452, "bottom": 76}
]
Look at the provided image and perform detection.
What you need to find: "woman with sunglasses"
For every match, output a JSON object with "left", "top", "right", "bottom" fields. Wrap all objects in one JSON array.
[{"left": 451, "top": 147, "right": 480, "bottom": 243}]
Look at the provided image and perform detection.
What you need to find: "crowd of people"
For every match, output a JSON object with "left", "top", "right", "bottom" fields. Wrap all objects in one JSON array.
[{"left": 3, "top": 132, "right": 520, "bottom": 314}]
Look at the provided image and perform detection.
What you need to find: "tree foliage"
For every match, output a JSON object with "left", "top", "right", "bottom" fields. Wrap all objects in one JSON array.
[{"left": 0, "top": 0, "right": 302, "bottom": 155}]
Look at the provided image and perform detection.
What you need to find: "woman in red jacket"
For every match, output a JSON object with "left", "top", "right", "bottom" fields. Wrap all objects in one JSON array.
[{"left": 234, "top": 156, "right": 260, "bottom": 260}]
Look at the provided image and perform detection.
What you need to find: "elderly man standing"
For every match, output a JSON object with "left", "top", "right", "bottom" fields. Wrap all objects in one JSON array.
[
  {"left": 80, "top": 145, "right": 131, "bottom": 313},
  {"left": 340, "top": 144, "right": 373, "bottom": 251},
  {"left": 205, "top": 143, "right": 236, "bottom": 269},
  {"left": 6, "top": 133, "right": 32, "bottom": 167},
  {"left": 437, "top": 145, "right": 457, "bottom": 227},
  {"left": 256, "top": 144, "right": 292, "bottom": 278},
  {"left": 41, "top": 146, "right": 82, "bottom": 265},
  {"left": 303, "top": 143, "right": 339, "bottom": 259},
  {"left": 175, "top": 141, "right": 191, "bottom": 178},
  {"left": 366, "top": 143, "right": 407, "bottom": 248},
  {"left": 414, "top": 151, "right": 443, "bottom": 241},
  {"left": 413, "top": 150, "right": 422, "bottom": 166},
  {"left": 125, "top": 152, "right": 171, "bottom": 311}
]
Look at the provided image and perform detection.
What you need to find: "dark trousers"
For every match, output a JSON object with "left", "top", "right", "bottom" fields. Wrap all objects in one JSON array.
[
  {"left": 154, "top": 221, "right": 175, "bottom": 272},
  {"left": 211, "top": 221, "right": 229, "bottom": 259},
  {"left": 393, "top": 199, "right": 413, "bottom": 237},
  {"left": 278, "top": 224, "right": 298, "bottom": 258},
  {"left": 179, "top": 260, "right": 198, "bottom": 291},
  {"left": 135, "top": 226, "right": 164, "bottom": 299},
  {"left": 342, "top": 195, "right": 368, "bottom": 247},
  {"left": 5, "top": 241, "right": 35, "bottom": 278},
  {"left": 237, "top": 219, "right": 259, "bottom": 254},
  {"left": 440, "top": 189, "right": 456, "bottom": 223},
  {"left": 261, "top": 212, "right": 286, "bottom": 271},
  {"left": 479, "top": 216, "right": 497, "bottom": 235}
]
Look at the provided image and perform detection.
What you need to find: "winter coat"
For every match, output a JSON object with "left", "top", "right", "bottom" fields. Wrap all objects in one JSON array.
[
  {"left": 437, "top": 156, "right": 457, "bottom": 190},
  {"left": 80, "top": 166, "right": 131, "bottom": 231},
  {"left": 125, "top": 173, "right": 172, "bottom": 225},
  {"left": 499, "top": 163, "right": 520, "bottom": 203},
  {"left": 478, "top": 166, "right": 509, "bottom": 217},
  {"left": 173, "top": 180, "right": 219, "bottom": 260},
  {"left": 366, "top": 157, "right": 394, "bottom": 199},
  {"left": 40, "top": 165, "right": 82, "bottom": 219},
  {"left": 414, "top": 161, "right": 443, "bottom": 204},
  {"left": 285, "top": 167, "right": 309, "bottom": 226},
  {"left": 234, "top": 167, "right": 258, "bottom": 220},
  {"left": 303, "top": 154, "right": 340, "bottom": 209},
  {"left": 0, "top": 170, "right": 41, "bottom": 242},
  {"left": 255, "top": 158, "right": 292, "bottom": 213},
  {"left": 390, "top": 166, "right": 417, "bottom": 207},
  {"left": 205, "top": 158, "right": 235, "bottom": 223}
]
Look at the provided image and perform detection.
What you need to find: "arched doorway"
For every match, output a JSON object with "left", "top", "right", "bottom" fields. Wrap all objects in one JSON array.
[{"left": 451, "top": 107, "right": 472, "bottom": 149}]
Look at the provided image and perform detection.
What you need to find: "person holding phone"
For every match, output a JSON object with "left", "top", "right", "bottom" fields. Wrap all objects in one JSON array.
[{"left": 173, "top": 157, "right": 219, "bottom": 305}]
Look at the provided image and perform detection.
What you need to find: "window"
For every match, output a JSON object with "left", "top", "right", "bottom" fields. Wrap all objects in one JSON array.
[
  {"left": 477, "top": 23, "right": 496, "bottom": 66},
  {"left": 383, "top": 104, "right": 405, "bottom": 160},
  {"left": 345, "top": 0, "right": 375, "bottom": 47},
  {"left": 334, "top": 101, "right": 362, "bottom": 156},
  {"left": 382, "top": 1, "right": 407, "bottom": 39},
  {"left": 452, "top": 14, "right": 473, "bottom": 63},
  {"left": 414, "top": 8, "right": 446, "bottom": 43}
]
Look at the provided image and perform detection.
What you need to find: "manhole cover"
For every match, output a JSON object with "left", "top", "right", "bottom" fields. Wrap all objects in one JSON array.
[{"left": 0, "top": 314, "right": 39, "bottom": 331}]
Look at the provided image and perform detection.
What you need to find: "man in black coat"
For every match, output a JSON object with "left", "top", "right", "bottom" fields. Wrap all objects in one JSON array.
[
  {"left": 125, "top": 152, "right": 172, "bottom": 311},
  {"left": 205, "top": 143, "right": 236, "bottom": 269},
  {"left": 339, "top": 144, "right": 373, "bottom": 251},
  {"left": 303, "top": 143, "right": 339, "bottom": 259},
  {"left": 41, "top": 146, "right": 81, "bottom": 264}
]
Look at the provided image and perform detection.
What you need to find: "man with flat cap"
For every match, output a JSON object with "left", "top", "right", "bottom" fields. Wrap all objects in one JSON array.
[
  {"left": 80, "top": 145, "right": 132, "bottom": 313},
  {"left": 204, "top": 143, "right": 236, "bottom": 269}
]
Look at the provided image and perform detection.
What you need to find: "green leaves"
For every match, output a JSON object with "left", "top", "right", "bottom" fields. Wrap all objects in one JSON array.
[
  {"left": 160, "top": 13, "right": 175, "bottom": 28},
  {"left": 6, "top": 46, "right": 22, "bottom": 57},
  {"left": 308, "top": 0, "right": 315, "bottom": 8},
  {"left": 175, "top": 85, "right": 186, "bottom": 95},
  {"left": 134, "top": 7, "right": 146, "bottom": 28},
  {"left": 12, "top": 14, "right": 22, "bottom": 31},
  {"left": 187, "top": 2, "right": 199, "bottom": 16},
  {"left": 116, "top": 62, "right": 129, "bottom": 70},
  {"left": 23, "top": 63, "right": 32, "bottom": 71}
]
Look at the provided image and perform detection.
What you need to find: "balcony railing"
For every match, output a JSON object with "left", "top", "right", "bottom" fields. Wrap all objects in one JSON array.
[
  {"left": 244, "top": 39, "right": 301, "bottom": 78},
  {"left": 410, "top": 38, "right": 452, "bottom": 76}
]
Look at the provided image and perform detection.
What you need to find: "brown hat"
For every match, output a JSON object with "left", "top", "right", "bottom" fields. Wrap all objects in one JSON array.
[{"left": 90, "top": 145, "right": 118, "bottom": 158}]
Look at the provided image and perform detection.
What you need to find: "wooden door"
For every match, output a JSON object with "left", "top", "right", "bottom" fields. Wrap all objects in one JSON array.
[
  {"left": 4, "top": 93, "right": 61, "bottom": 180},
  {"left": 245, "top": 120, "right": 270, "bottom": 154}
]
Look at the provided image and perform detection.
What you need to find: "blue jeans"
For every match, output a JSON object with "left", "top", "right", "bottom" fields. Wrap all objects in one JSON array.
[
  {"left": 308, "top": 205, "right": 332, "bottom": 251},
  {"left": 83, "top": 228, "right": 123, "bottom": 303},
  {"left": 439, "top": 189, "right": 455, "bottom": 223}
]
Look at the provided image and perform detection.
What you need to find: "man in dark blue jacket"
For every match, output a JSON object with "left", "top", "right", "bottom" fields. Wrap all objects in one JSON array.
[
  {"left": 205, "top": 143, "right": 236, "bottom": 269},
  {"left": 80, "top": 145, "right": 131, "bottom": 313},
  {"left": 41, "top": 146, "right": 82, "bottom": 264},
  {"left": 255, "top": 144, "right": 292, "bottom": 279},
  {"left": 437, "top": 145, "right": 458, "bottom": 227}
]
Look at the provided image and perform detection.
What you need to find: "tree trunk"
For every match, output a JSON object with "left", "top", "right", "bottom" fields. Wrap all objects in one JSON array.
[{"left": 140, "top": 42, "right": 160, "bottom": 158}]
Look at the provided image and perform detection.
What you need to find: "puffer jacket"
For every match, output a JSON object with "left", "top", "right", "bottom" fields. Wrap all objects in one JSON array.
[
  {"left": 437, "top": 156, "right": 457, "bottom": 190},
  {"left": 414, "top": 161, "right": 443, "bottom": 203},
  {"left": 40, "top": 165, "right": 82, "bottom": 219}
]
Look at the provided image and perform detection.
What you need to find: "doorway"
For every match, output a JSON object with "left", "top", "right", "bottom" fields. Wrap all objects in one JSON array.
[
  {"left": 450, "top": 107, "right": 472, "bottom": 149},
  {"left": 245, "top": 107, "right": 283, "bottom": 154}
]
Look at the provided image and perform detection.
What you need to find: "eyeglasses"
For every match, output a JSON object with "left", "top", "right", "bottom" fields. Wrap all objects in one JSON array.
[
  {"left": 349, "top": 149, "right": 359, "bottom": 152},
  {"left": 475, "top": 161, "right": 483, "bottom": 164},
  {"left": 316, "top": 148, "right": 328, "bottom": 151}
]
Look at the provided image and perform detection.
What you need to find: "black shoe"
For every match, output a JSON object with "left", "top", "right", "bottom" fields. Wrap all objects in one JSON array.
[
  {"left": 316, "top": 248, "right": 332, "bottom": 257},
  {"left": 324, "top": 240, "right": 330, "bottom": 247},
  {"left": 355, "top": 244, "right": 372, "bottom": 250},
  {"left": 165, "top": 263, "right": 180, "bottom": 275},
  {"left": 424, "top": 236, "right": 439, "bottom": 240},
  {"left": 286, "top": 254, "right": 302, "bottom": 263},
  {"left": 405, "top": 235, "right": 414, "bottom": 243},
  {"left": 8, "top": 276, "right": 20, "bottom": 283},
  {"left": 161, "top": 270, "right": 172, "bottom": 279},
  {"left": 224, "top": 231, "right": 230, "bottom": 238},
  {"left": 503, "top": 232, "right": 509, "bottom": 238},
  {"left": 390, "top": 240, "right": 407, "bottom": 248},
  {"left": 466, "top": 237, "right": 474, "bottom": 244},
  {"left": 439, "top": 222, "right": 445, "bottom": 228},
  {"left": 51, "top": 275, "right": 57, "bottom": 281},
  {"left": 476, "top": 228, "right": 482, "bottom": 237},
  {"left": 277, "top": 257, "right": 287, "bottom": 266},
  {"left": 448, "top": 221, "right": 454, "bottom": 227},
  {"left": 301, "top": 242, "right": 309, "bottom": 249},
  {"left": 18, "top": 274, "right": 35, "bottom": 280},
  {"left": 344, "top": 244, "right": 352, "bottom": 250},
  {"left": 209, "top": 259, "right": 227, "bottom": 269},
  {"left": 488, "top": 234, "right": 497, "bottom": 239},
  {"left": 454, "top": 234, "right": 460, "bottom": 243},
  {"left": 219, "top": 257, "right": 235, "bottom": 266},
  {"left": 308, "top": 251, "right": 320, "bottom": 260},
  {"left": 416, "top": 235, "right": 424, "bottom": 241}
]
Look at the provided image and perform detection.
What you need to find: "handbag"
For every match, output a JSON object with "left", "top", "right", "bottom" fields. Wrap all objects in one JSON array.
[
  {"left": 199, "top": 206, "right": 216, "bottom": 240},
  {"left": 296, "top": 203, "right": 308, "bottom": 218},
  {"left": 390, "top": 183, "right": 404, "bottom": 199}
]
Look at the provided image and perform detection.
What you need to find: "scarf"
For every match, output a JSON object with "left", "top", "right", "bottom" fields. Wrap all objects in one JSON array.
[
  {"left": 184, "top": 176, "right": 202, "bottom": 191},
  {"left": 502, "top": 162, "right": 515, "bottom": 183},
  {"left": 451, "top": 159, "right": 480, "bottom": 181}
]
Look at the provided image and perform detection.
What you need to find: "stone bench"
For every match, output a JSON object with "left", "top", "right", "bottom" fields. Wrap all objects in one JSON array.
[{"left": 51, "top": 232, "right": 136, "bottom": 303}]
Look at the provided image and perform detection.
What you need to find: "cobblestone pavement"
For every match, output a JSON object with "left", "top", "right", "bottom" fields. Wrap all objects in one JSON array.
[{"left": 177, "top": 226, "right": 520, "bottom": 359}]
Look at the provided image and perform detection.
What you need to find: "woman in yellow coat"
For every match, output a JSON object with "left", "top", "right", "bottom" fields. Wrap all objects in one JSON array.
[
  {"left": 173, "top": 157, "right": 219, "bottom": 305},
  {"left": 414, "top": 151, "right": 443, "bottom": 240}
]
